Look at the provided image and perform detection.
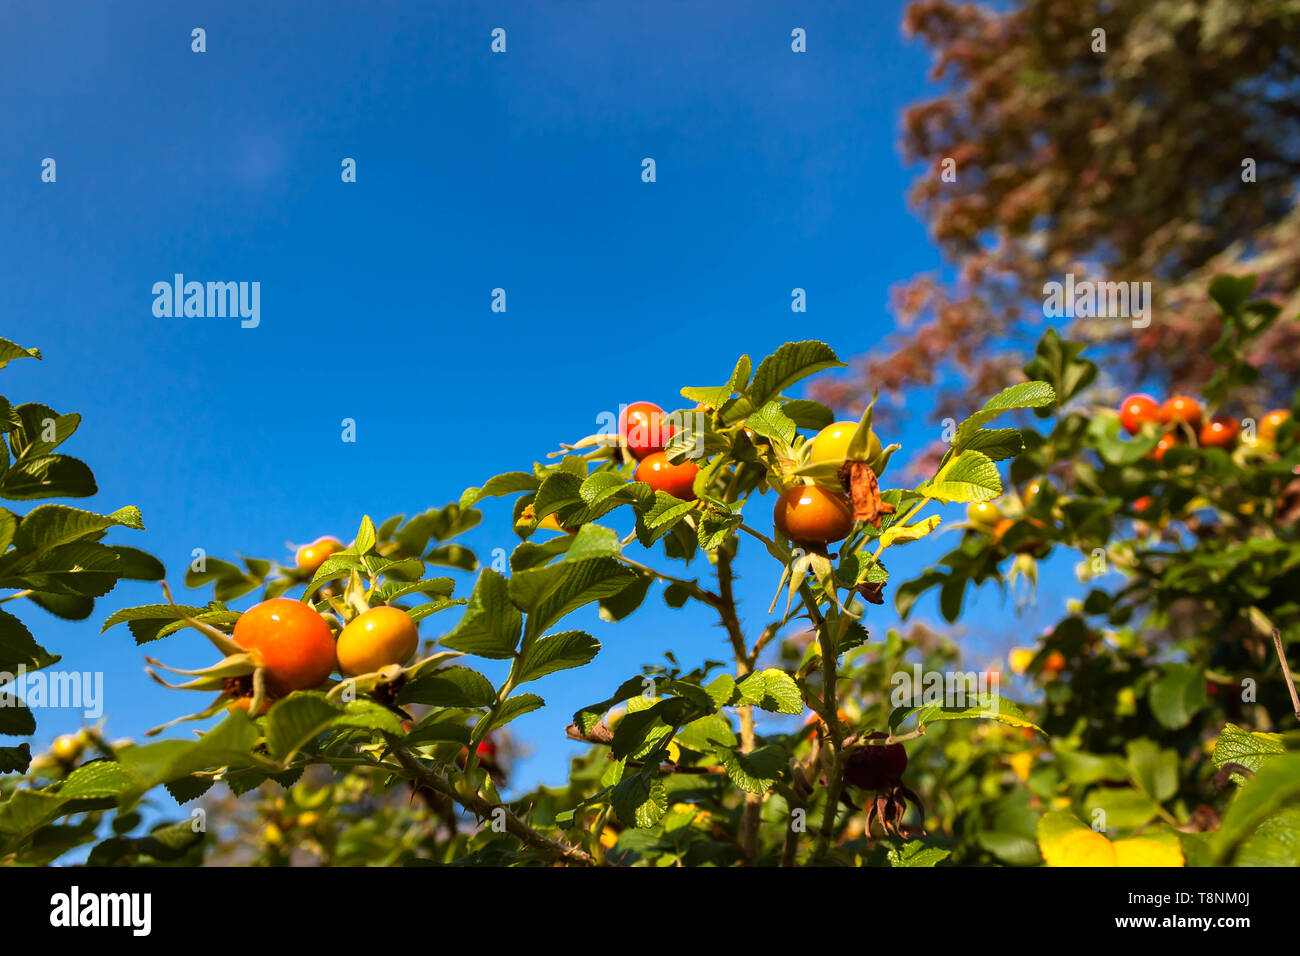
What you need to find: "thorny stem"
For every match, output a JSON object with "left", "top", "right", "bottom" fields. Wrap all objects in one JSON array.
[
  {"left": 391, "top": 745, "right": 594, "bottom": 866},
  {"left": 800, "top": 583, "right": 849, "bottom": 863},
  {"left": 717, "top": 547, "right": 761, "bottom": 865}
]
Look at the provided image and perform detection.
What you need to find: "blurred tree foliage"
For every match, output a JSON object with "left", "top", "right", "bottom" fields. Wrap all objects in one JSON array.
[{"left": 813, "top": 0, "right": 1300, "bottom": 418}]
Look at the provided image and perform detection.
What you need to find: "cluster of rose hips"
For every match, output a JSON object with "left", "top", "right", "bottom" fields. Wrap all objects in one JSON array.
[
  {"left": 1118, "top": 393, "right": 1291, "bottom": 462},
  {"left": 151, "top": 538, "right": 422, "bottom": 720},
  {"left": 609, "top": 402, "right": 882, "bottom": 547}
]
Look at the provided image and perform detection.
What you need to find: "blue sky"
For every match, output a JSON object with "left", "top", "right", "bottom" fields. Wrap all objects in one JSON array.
[{"left": 2, "top": 1, "right": 1080, "bottom": 797}]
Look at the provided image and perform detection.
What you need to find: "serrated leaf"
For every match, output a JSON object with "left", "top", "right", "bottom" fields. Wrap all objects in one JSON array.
[
  {"left": 890, "top": 695, "right": 1044, "bottom": 735},
  {"left": 1212, "top": 723, "right": 1286, "bottom": 779},
  {"left": 0, "top": 338, "right": 41, "bottom": 370},
  {"left": 735, "top": 669, "right": 803, "bottom": 715},
  {"left": 745, "top": 401, "right": 797, "bottom": 444},
  {"left": 953, "top": 382, "right": 1056, "bottom": 448},
  {"left": 0, "top": 607, "right": 59, "bottom": 673},
  {"left": 354, "top": 515, "right": 377, "bottom": 554},
  {"left": 610, "top": 770, "right": 668, "bottom": 828},
  {"left": 745, "top": 341, "right": 844, "bottom": 412},
  {"left": 515, "top": 630, "right": 600, "bottom": 684},
  {"left": 723, "top": 744, "right": 787, "bottom": 794},
  {"left": 397, "top": 666, "right": 496, "bottom": 708},
  {"left": 877, "top": 515, "right": 941, "bottom": 547},
  {"left": 960, "top": 428, "right": 1024, "bottom": 462},
  {"left": 264, "top": 693, "right": 350, "bottom": 761},
  {"left": 460, "top": 472, "right": 541, "bottom": 508},
  {"left": 509, "top": 556, "right": 635, "bottom": 640},
  {"left": 441, "top": 568, "right": 521, "bottom": 659},
  {"left": 0, "top": 455, "right": 97, "bottom": 499},
  {"left": 919, "top": 449, "right": 1002, "bottom": 503},
  {"left": 490, "top": 693, "right": 545, "bottom": 730}
]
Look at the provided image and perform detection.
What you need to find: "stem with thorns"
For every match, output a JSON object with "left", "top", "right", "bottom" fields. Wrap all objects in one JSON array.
[
  {"left": 390, "top": 745, "right": 593, "bottom": 865},
  {"left": 716, "top": 546, "right": 761, "bottom": 865},
  {"left": 800, "top": 583, "right": 849, "bottom": 862}
]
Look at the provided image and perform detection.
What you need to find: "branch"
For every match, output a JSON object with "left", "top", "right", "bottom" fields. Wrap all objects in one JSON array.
[
  {"left": 390, "top": 745, "right": 594, "bottom": 866},
  {"left": 1271, "top": 628, "right": 1300, "bottom": 721}
]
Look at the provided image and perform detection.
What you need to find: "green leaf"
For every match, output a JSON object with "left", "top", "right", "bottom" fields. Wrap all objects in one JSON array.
[
  {"left": 1212, "top": 723, "right": 1286, "bottom": 781},
  {"left": 745, "top": 341, "right": 844, "bottom": 412},
  {"left": 164, "top": 775, "right": 215, "bottom": 804},
  {"left": 114, "top": 712, "right": 264, "bottom": 806},
  {"left": 508, "top": 556, "right": 636, "bottom": 641},
  {"left": 1083, "top": 787, "right": 1161, "bottom": 830},
  {"left": 572, "top": 677, "right": 653, "bottom": 735},
  {"left": 1211, "top": 754, "right": 1300, "bottom": 863},
  {"left": 441, "top": 569, "right": 522, "bottom": 659},
  {"left": 515, "top": 630, "right": 600, "bottom": 684},
  {"left": 723, "top": 744, "right": 787, "bottom": 794},
  {"left": 57, "top": 761, "right": 134, "bottom": 799},
  {"left": 598, "top": 573, "right": 652, "bottom": 622},
  {"left": 696, "top": 507, "right": 742, "bottom": 551},
  {"left": 611, "top": 770, "right": 668, "bottom": 828},
  {"left": 0, "top": 698, "right": 36, "bottom": 736},
  {"left": 610, "top": 699, "right": 676, "bottom": 760},
  {"left": 0, "top": 455, "right": 97, "bottom": 499},
  {"left": 460, "top": 472, "right": 541, "bottom": 508},
  {"left": 781, "top": 400, "right": 835, "bottom": 431},
  {"left": 1148, "top": 663, "right": 1207, "bottom": 730},
  {"left": 681, "top": 355, "right": 752, "bottom": 410},
  {"left": 876, "top": 515, "right": 941, "bottom": 547},
  {"left": 1233, "top": 806, "right": 1300, "bottom": 867},
  {"left": 1022, "top": 329, "right": 1096, "bottom": 408},
  {"left": 424, "top": 543, "right": 478, "bottom": 572},
  {"left": 560, "top": 523, "right": 622, "bottom": 563},
  {"left": 0, "top": 744, "right": 31, "bottom": 774},
  {"left": 354, "top": 515, "right": 377, "bottom": 554},
  {"left": 890, "top": 696, "right": 1044, "bottom": 735},
  {"left": 1087, "top": 415, "right": 1158, "bottom": 465},
  {"left": 397, "top": 666, "right": 496, "bottom": 708},
  {"left": 953, "top": 382, "right": 1057, "bottom": 447},
  {"left": 8, "top": 404, "right": 80, "bottom": 460},
  {"left": 400, "top": 713, "right": 472, "bottom": 748},
  {"left": 735, "top": 669, "right": 803, "bottom": 715},
  {"left": 888, "top": 841, "right": 952, "bottom": 867},
  {"left": 264, "top": 693, "right": 350, "bottom": 761},
  {"left": 0, "top": 607, "right": 59, "bottom": 673},
  {"left": 0, "top": 338, "right": 41, "bottom": 370},
  {"left": 745, "top": 401, "right": 797, "bottom": 444},
  {"left": 674, "top": 713, "right": 737, "bottom": 751},
  {"left": 1127, "top": 739, "right": 1178, "bottom": 803},
  {"left": 532, "top": 472, "right": 583, "bottom": 521},
  {"left": 1054, "top": 748, "right": 1130, "bottom": 787},
  {"left": 919, "top": 449, "right": 1002, "bottom": 503},
  {"left": 1208, "top": 274, "right": 1256, "bottom": 316},
  {"left": 634, "top": 492, "right": 695, "bottom": 545},
  {"left": 489, "top": 693, "right": 545, "bottom": 729},
  {"left": 105, "top": 546, "right": 165, "bottom": 581},
  {"left": 8, "top": 504, "right": 143, "bottom": 565},
  {"left": 960, "top": 428, "right": 1024, "bottom": 462}
]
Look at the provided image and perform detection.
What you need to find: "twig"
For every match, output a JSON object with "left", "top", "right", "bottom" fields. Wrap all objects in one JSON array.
[
  {"left": 1271, "top": 628, "right": 1300, "bottom": 721},
  {"left": 391, "top": 745, "right": 594, "bottom": 866},
  {"left": 718, "top": 548, "right": 761, "bottom": 865}
]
